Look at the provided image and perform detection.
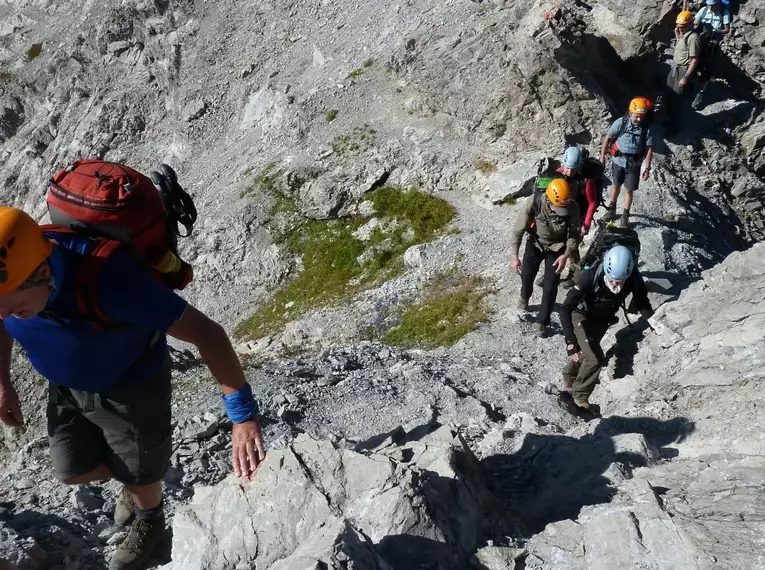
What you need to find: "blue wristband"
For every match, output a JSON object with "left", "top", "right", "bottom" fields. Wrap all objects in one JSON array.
[{"left": 222, "top": 382, "right": 259, "bottom": 424}]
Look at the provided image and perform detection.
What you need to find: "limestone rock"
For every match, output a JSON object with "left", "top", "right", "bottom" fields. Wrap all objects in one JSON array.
[
  {"left": 162, "top": 425, "right": 492, "bottom": 570},
  {"left": 485, "top": 153, "right": 546, "bottom": 204},
  {"left": 0, "top": 524, "right": 46, "bottom": 570},
  {"left": 741, "top": 120, "right": 765, "bottom": 155}
]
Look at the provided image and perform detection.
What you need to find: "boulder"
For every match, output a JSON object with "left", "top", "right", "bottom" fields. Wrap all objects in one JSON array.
[
  {"left": 161, "top": 425, "right": 493, "bottom": 570},
  {"left": 485, "top": 153, "right": 546, "bottom": 204},
  {"left": 0, "top": 525, "right": 46, "bottom": 570},
  {"left": 741, "top": 120, "right": 765, "bottom": 156}
]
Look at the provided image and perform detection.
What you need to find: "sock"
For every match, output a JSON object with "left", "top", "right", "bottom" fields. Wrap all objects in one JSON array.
[{"left": 134, "top": 500, "right": 163, "bottom": 521}]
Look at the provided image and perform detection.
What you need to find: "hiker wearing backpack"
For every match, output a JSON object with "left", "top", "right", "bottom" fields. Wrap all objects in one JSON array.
[
  {"left": 559, "top": 244, "right": 653, "bottom": 413},
  {"left": 692, "top": 0, "right": 731, "bottom": 110},
  {"left": 0, "top": 163, "right": 265, "bottom": 570},
  {"left": 599, "top": 97, "right": 655, "bottom": 229},
  {"left": 511, "top": 178, "right": 581, "bottom": 338},
  {"left": 553, "top": 146, "right": 604, "bottom": 281},
  {"left": 664, "top": 10, "right": 702, "bottom": 133}
]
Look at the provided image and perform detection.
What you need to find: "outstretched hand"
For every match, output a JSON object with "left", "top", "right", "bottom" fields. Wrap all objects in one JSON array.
[
  {"left": 553, "top": 254, "right": 568, "bottom": 274},
  {"left": 0, "top": 384, "right": 23, "bottom": 427},
  {"left": 231, "top": 418, "right": 266, "bottom": 481}
]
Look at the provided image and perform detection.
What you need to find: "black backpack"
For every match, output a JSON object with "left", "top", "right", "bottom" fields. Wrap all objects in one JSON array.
[
  {"left": 683, "top": 27, "right": 719, "bottom": 77},
  {"left": 580, "top": 224, "right": 641, "bottom": 273}
]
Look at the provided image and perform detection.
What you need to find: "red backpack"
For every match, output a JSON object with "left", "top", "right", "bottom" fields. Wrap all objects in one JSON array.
[{"left": 43, "top": 160, "right": 197, "bottom": 330}]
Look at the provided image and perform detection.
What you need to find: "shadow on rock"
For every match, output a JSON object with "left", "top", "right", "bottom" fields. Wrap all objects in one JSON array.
[
  {"left": 480, "top": 415, "right": 695, "bottom": 535},
  {"left": 6, "top": 509, "right": 109, "bottom": 569}
]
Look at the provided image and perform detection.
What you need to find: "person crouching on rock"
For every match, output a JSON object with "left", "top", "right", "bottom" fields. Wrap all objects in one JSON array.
[
  {"left": 511, "top": 179, "right": 580, "bottom": 339},
  {"left": 0, "top": 207, "right": 266, "bottom": 570},
  {"left": 559, "top": 245, "right": 653, "bottom": 413}
]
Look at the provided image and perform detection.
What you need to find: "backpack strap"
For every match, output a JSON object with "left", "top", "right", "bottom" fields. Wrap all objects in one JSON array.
[
  {"left": 41, "top": 226, "right": 130, "bottom": 332},
  {"left": 74, "top": 238, "right": 124, "bottom": 331}
]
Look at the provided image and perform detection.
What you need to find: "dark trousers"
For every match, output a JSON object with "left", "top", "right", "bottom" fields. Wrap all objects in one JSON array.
[
  {"left": 520, "top": 238, "right": 561, "bottom": 326},
  {"left": 561, "top": 312, "right": 610, "bottom": 401}
]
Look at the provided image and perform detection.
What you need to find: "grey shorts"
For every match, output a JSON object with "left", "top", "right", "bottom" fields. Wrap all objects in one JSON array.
[
  {"left": 47, "top": 359, "right": 173, "bottom": 486},
  {"left": 612, "top": 163, "right": 641, "bottom": 192}
]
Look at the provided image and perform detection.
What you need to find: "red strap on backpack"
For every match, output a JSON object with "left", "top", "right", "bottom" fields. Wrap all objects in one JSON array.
[{"left": 42, "top": 225, "right": 128, "bottom": 331}]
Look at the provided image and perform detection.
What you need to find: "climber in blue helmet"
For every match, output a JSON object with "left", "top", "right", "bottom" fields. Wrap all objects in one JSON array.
[{"left": 559, "top": 245, "right": 653, "bottom": 415}]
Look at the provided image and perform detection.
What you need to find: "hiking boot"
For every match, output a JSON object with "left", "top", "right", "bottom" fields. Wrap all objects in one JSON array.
[
  {"left": 573, "top": 394, "right": 591, "bottom": 409},
  {"left": 109, "top": 510, "right": 166, "bottom": 570},
  {"left": 516, "top": 297, "right": 529, "bottom": 311},
  {"left": 603, "top": 204, "right": 616, "bottom": 222},
  {"left": 617, "top": 211, "right": 630, "bottom": 229},
  {"left": 691, "top": 92, "right": 704, "bottom": 110},
  {"left": 533, "top": 322, "right": 547, "bottom": 338},
  {"left": 114, "top": 487, "right": 135, "bottom": 528}
]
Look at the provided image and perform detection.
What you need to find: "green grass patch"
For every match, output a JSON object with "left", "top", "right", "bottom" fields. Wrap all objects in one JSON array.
[
  {"left": 384, "top": 271, "right": 490, "bottom": 349},
  {"left": 331, "top": 124, "right": 376, "bottom": 156},
  {"left": 239, "top": 162, "right": 299, "bottom": 222},
  {"left": 363, "top": 58, "right": 374, "bottom": 68},
  {"left": 475, "top": 157, "right": 496, "bottom": 173},
  {"left": 347, "top": 68, "right": 364, "bottom": 79},
  {"left": 235, "top": 187, "right": 456, "bottom": 340},
  {"left": 26, "top": 43, "right": 42, "bottom": 61},
  {"left": 325, "top": 109, "right": 339, "bottom": 122}
]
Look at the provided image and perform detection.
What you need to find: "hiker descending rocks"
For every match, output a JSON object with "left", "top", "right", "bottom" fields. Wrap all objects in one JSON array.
[
  {"left": 511, "top": 178, "right": 580, "bottom": 338},
  {"left": 665, "top": 10, "right": 701, "bottom": 132},
  {"left": 535, "top": 147, "right": 605, "bottom": 282},
  {"left": 560, "top": 230, "right": 653, "bottom": 414},
  {"left": 0, "top": 162, "right": 265, "bottom": 570},
  {"left": 692, "top": 0, "right": 732, "bottom": 109},
  {"left": 599, "top": 97, "right": 655, "bottom": 229}
]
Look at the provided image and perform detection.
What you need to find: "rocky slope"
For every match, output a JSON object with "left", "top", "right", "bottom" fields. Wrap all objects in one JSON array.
[{"left": 0, "top": 0, "right": 764, "bottom": 568}]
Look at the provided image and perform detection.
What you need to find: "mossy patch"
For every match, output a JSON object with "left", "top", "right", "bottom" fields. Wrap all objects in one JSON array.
[
  {"left": 347, "top": 68, "right": 364, "bottom": 79},
  {"left": 331, "top": 124, "right": 376, "bottom": 156},
  {"left": 239, "top": 162, "right": 298, "bottom": 217},
  {"left": 475, "top": 157, "right": 497, "bottom": 173},
  {"left": 383, "top": 271, "right": 490, "bottom": 349},
  {"left": 325, "top": 109, "right": 338, "bottom": 122},
  {"left": 26, "top": 43, "right": 42, "bottom": 61},
  {"left": 235, "top": 186, "right": 456, "bottom": 340}
]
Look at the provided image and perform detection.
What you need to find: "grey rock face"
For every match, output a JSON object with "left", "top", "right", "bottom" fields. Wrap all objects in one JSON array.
[
  {"left": 0, "top": 525, "right": 46, "bottom": 570},
  {"left": 162, "top": 425, "right": 492, "bottom": 570}
]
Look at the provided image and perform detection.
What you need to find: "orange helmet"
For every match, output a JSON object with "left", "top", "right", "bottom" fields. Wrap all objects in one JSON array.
[
  {"left": 546, "top": 179, "right": 572, "bottom": 208},
  {"left": 0, "top": 207, "right": 52, "bottom": 295},
  {"left": 676, "top": 10, "right": 693, "bottom": 24},
  {"left": 629, "top": 97, "right": 652, "bottom": 115}
]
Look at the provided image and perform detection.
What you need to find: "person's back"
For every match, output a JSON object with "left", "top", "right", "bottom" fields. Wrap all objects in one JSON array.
[
  {"left": 0, "top": 206, "right": 266, "bottom": 570},
  {"left": 3, "top": 231, "right": 181, "bottom": 391}
]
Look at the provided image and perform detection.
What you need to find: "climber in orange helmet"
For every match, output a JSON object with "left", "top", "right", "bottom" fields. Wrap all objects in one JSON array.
[{"left": 510, "top": 178, "right": 581, "bottom": 338}]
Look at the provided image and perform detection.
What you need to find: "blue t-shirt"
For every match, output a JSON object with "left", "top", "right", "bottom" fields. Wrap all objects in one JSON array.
[
  {"left": 607, "top": 116, "right": 654, "bottom": 168},
  {"left": 3, "top": 239, "right": 187, "bottom": 392}
]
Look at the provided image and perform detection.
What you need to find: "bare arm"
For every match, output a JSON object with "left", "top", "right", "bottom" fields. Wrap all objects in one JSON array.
[
  {"left": 168, "top": 305, "right": 266, "bottom": 479},
  {"left": 167, "top": 305, "right": 245, "bottom": 396},
  {"left": 644, "top": 147, "right": 653, "bottom": 170},
  {"left": 0, "top": 324, "right": 12, "bottom": 390},
  {"left": 0, "top": 323, "right": 22, "bottom": 427},
  {"left": 600, "top": 134, "right": 611, "bottom": 162}
]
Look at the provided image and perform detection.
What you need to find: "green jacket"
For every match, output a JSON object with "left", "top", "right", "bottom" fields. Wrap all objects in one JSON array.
[{"left": 510, "top": 194, "right": 580, "bottom": 257}]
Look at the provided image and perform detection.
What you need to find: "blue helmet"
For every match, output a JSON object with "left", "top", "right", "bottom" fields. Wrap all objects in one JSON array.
[
  {"left": 603, "top": 245, "right": 634, "bottom": 281},
  {"left": 563, "top": 146, "right": 583, "bottom": 169}
]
